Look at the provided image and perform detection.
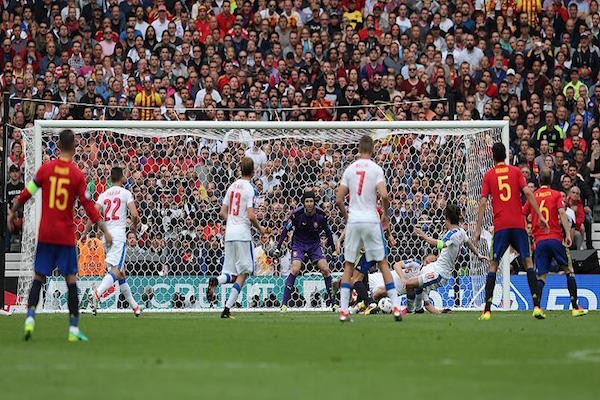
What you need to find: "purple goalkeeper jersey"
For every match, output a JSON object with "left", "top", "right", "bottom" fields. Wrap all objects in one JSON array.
[{"left": 277, "top": 206, "right": 335, "bottom": 250}]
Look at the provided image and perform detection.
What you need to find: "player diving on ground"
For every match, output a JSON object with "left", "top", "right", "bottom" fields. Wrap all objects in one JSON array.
[
  {"left": 401, "top": 205, "right": 488, "bottom": 304},
  {"left": 368, "top": 254, "right": 450, "bottom": 314}
]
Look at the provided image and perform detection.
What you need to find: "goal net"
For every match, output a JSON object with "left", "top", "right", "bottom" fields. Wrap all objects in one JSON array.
[{"left": 16, "top": 120, "right": 510, "bottom": 312}]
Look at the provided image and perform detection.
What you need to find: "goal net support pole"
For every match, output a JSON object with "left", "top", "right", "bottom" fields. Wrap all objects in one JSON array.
[{"left": 18, "top": 120, "right": 510, "bottom": 312}]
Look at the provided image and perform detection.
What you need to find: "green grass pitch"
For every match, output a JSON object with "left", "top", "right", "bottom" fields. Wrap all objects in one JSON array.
[{"left": 1, "top": 311, "right": 598, "bottom": 400}]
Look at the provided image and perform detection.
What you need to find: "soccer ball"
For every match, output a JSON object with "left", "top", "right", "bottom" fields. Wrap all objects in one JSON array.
[{"left": 378, "top": 297, "right": 393, "bottom": 314}]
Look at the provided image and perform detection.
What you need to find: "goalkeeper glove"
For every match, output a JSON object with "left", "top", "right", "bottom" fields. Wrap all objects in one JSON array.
[{"left": 273, "top": 248, "right": 281, "bottom": 258}]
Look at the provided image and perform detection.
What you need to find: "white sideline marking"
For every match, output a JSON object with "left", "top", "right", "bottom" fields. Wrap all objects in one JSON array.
[{"left": 568, "top": 349, "right": 600, "bottom": 363}]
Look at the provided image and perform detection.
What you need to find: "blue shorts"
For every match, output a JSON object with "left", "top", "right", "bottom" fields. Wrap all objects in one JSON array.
[
  {"left": 535, "top": 239, "right": 570, "bottom": 275},
  {"left": 354, "top": 239, "right": 388, "bottom": 276},
  {"left": 34, "top": 242, "right": 78, "bottom": 277},
  {"left": 491, "top": 228, "right": 531, "bottom": 262}
]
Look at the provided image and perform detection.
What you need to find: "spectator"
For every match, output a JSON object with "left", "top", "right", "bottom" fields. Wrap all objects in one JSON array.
[{"left": 4, "top": 0, "right": 600, "bottom": 263}]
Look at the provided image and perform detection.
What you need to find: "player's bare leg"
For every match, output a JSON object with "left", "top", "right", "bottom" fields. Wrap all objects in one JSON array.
[
  {"left": 207, "top": 272, "right": 237, "bottom": 305},
  {"left": 378, "top": 259, "right": 402, "bottom": 321},
  {"left": 222, "top": 273, "right": 247, "bottom": 319},
  {"left": 23, "top": 273, "right": 46, "bottom": 341},
  {"left": 281, "top": 260, "right": 302, "bottom": 312},
  {"left": 339, "top": 261, "right": 354, "bottom": 322},
  {"left": 317, "top": 259, "right": 335, "bottom": 309},
  {"left": 372, "top": 286, "right": 386, "bottom": 301},
  {"left": 66, "top": 274, "right": 87, "bottom": 342}
]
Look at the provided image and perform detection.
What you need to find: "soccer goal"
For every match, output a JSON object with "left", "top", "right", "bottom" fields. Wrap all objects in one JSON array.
[{"left": 15, "top": 120, "right": 510, "bottom": 312}]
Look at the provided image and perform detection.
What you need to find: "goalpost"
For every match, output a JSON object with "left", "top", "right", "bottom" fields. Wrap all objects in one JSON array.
[{"left": 15, "top": 120, "right": 510, "bottom": 312}]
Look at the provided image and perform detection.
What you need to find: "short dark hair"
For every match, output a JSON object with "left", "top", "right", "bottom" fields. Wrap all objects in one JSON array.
[
  {"left": 358, "top": 135, "right": 374, "bottom": 154},
  {"left": 111, "top": 166, "right": 124, "bottom": 183},
  {"left": 492, "top": 142, "right": 506, "bottom": 162},
  {"left": 58, "top": 129, "right": 75, "bottom": 152},
  {"left": 539, "top": 167, "right": 552, "bottom": 186},
  {"left": 240, "top": 156, "right": 254, "bottom": 177},
  {"left": 303, "top": 191, "right": 315, "bottom": 203},
  {"left": 445, "top": 203, "right": 461, "bottom": 225}
]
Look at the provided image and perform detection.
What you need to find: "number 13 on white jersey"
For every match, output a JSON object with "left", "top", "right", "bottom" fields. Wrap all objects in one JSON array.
[{"left": 223, "top": 179, "right": 256, "bottom": 241}]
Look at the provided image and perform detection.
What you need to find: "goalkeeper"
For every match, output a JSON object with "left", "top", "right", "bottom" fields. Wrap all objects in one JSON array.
[{"left": 274, "top": 191, "right": 336, "bottom": 310}]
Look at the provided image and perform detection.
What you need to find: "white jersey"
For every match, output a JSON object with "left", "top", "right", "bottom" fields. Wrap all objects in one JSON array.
[
  {"left": 96, "top": 185, "right": 134, "bottom": 242},
  {"left": 223, "top": 179, "right": 256, "bottom": 241},
  {"left": 402, "top": 259, "right": 423, "bottom": 280},
  {"left": 340, "top": 158, "right": 385, "bottom": 223},
  {"left": 436, "top": 227, "right": 468, "bottom": 279},
  {"left": 368, "top": 259, "right": 424, "bottom": 296}
]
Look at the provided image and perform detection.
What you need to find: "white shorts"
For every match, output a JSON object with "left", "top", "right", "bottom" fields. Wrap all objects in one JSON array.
[
  {"left": 105, "top": 240, "right": 126, "bottom": 271},
  {"left": 368, "top": 271, "right": 405, "bottom": 297},
  {"left": 344, "top": 222, "right": 385, "bottom": 263},
  {"left": 223, "top": 241, "right": 254, "bottom": 276},
  {"left": 418, "top": 263, "right": 448, "bottom": 291}
]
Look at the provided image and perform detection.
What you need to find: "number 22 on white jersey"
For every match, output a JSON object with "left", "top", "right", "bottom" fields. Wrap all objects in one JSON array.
[{"left": 96, "top": 186, "right": 133, "bottom": 242}]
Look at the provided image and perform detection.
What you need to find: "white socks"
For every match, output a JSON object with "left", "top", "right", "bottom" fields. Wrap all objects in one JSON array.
[
  {"left": 119, "top": 281, "right": 138, "bottom": 309},
  {"left": 96, "top": 273, "right": 115, "bottom": 297},
  {"left": 217, "top": 274, "right": 230, "bottom": 285},
  {"left": 415, "top": 291, "right": 424, "bottom": 311},
  {"left": 225, "top": 283, "right": 241, "bottom": 308},
  {"left": 387, "top": 288, "right": 400, "bottom": 310},
  {"left": 340, "top": 283, "right": 351, "bottom": 313}
]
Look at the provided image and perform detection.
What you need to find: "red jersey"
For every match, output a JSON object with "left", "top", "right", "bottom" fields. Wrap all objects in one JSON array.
[
  {"left": 523, "top": 186, "right": 564, "bottom": 243},
  {"left": 19, "top": 158, "right": 101, "bottom": 246},
  {"left": 481, "top": 162, "right": 527, "bottom": 232}
]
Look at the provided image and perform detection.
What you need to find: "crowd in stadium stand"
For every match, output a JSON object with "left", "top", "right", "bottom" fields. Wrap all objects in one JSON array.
[{"left": 2, "top": 0, "right": 600, "bottom": 276}]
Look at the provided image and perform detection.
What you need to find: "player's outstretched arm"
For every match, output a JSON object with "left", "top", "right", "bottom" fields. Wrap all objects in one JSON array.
[
  {"left": 376, "top": 181, "right": 390, "bottom": 230},
  {"left": 558, "top": 207, "right": 573, "bottom": 248},
  {"left": 321, "top": 216, "right": 336, "bottom": 253},
  {"left": 473, "top": 197, "right": 488, "bottom": 248},
  {"left": 335, "top": 228, "right": 345, "bottom": 255},
  {"left": 523, "top": 186, "right": 549, "bottom": 231},
  {"left": 276, "top": 215, "right": 294, "bottom": 254},
  {"left": 128, "top": 201, "right": 140, "bottom": 233},
  {"left": 12, "top": 177, "right": 40, "bottom": 213},
  {"left": 77, "top": 175, "right": 112, "bottom": 246},
  {"left": 219, "top": 204, "right": 229, "bottom": 222},
  {"left": 247, "top": 207, "right": 265, "bottom": 235},
  {"left": 415, "top": 227, "right": 445, "bottom": 249},
  {"left": 466, "top": 239, "right": 488, "bottom": 261},
  {"left": 425, "top": 301, "right": 441, "bottom": 315},
  {"left": 9, "top": 176, "right": 42, "bottom": 228},
  {"left": 82, "top": 203, "right": 104, "bottom": 239},
  {"left": 393, "top": 261, "right": 408, "bottom": 284},
  {"left": 97, "top": 220, "right": 113, "bottom": 248},
  {"left": 335, "top": 184, "right": 349, "bottom": 223}
]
